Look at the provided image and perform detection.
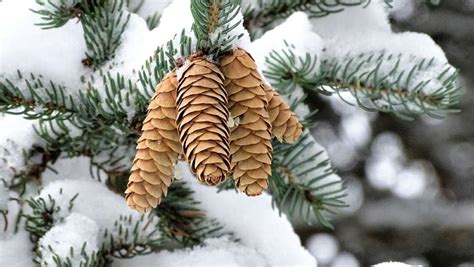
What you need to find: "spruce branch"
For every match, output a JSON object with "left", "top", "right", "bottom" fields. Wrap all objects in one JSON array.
[
  {"left": 157, "top": 181, "right": 226, "bottom": 247},
  {"left": 263, "top": 44, "right": 319, "bottom": 95},
  {"left": 318, "top": 51, "right": 461, "bottom": 119},
  {"left": 24, "top": 192, "right": 79, "bottom": 242},
  {"left": 0, "top": 38, "right": 182, "bottom": 164},
  {"left": 32, "top": 0, "right": 83, "bottom": 29},
  {"left": 4, "top": 145, "right": 61, "bottom": 196},
  {"left": 81, "top": 0, "right": 130, "bottom": 67},
  {"left": 271, "top": 131, "right": 347, "bottom": 229},
  {"left": 145, "top": 13, "right": 161, "bottom": 30},
  {"left": 191, "top": 0, "right": 242, "bottom": 56},
  {"left": 101, "top": 213, "right": 162, "bottom": 259},
  {"left": 33, "top": 0, "right": 131, "bottom": 68},
  {"left": 0, "top": 72, "right": 75, "bottom": 120},
  {"left": 258, "top": 45, "right": 346, "bottom": 228},
  {"left": 264, "top": 47, "right": 462, "bottom": 119},
  {"left": 34, "top": 244, "right": 103, "bottom": 267}
]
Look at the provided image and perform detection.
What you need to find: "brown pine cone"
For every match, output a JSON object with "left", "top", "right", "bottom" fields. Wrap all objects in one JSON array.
[
  {"left": 176, "top": 55, "right": 231, "bottom": 186},
  {"left": 220, "top": 48, "right": 273, "bottom": 196},
  {"left": 263, "top": 83, "right": 303, "bottom": 143},
  {"left": 125, "top": 71, "right": 182, "bottom": 213}
]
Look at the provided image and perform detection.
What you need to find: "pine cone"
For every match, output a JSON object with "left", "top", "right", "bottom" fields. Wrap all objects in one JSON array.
[
  {"left": 263, "top": 83, "right": 303, "bottom": 143},
  {"left": 220, "top": 48, "right": 272, "bottom": 196},
  {"left": 125, "top": 71, "right": 182, "bottom": 213},
  {"left": 176, "top": 55, "right": 231, "bottom": 186}
]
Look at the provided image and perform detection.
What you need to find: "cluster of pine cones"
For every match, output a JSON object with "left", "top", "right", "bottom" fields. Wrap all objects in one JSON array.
[{"left": 125, "top": 48, "right": 302, "bottom": 213}]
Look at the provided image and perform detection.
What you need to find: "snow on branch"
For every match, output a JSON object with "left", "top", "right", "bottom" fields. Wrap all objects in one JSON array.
[
  {"left": 33, "top": 0, "right": 131, "bottom": 67},
  {"left": 249, "top": 12, "right": 346, "bottom": 228},
  {"left": 312, "top": 2, "right": 462, "bottom": 119},
  {"left": 178, "top": 162, "right": 317, "bottom": 266},
  {"left": 35, "top": 213, "right": 101, "bottom": 266},
  {"left": 319, "top": 51, "right": 460, "bottom": 119},
  {"left": 272, "top": 131, "right": 347, "bottom": 229},
  {"left": 127, "top": 0, "right": 173, "bottom": 30},
  {"left": 0, "top": 115, "right": 52, "bottom": 195},
  {"left": 190, "top": 0, "right": 248, "bottom": 56},
  {"left": 242, "top": 0, "right": 370, "bottom": 37}
]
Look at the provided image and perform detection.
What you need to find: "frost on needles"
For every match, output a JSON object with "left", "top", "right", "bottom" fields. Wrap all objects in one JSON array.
[{"left": 0, "top": 0, "right": 462, "bottom": 266}]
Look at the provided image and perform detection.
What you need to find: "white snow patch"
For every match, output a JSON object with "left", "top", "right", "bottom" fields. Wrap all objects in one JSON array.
[
  {"left": 37, "top": 0, "right": 79, "bottom": 10},
  {"left": 0, "top": 231, "right": 34, "bottom": 267},
  {"left": 0, "top": 114, "right": 41, "bottom": 183},
  {"left": 34, "top": 179, "right": 159, "bottom": 245},
  {"left": 374, "top": 262, "right": 411, "bottom": 267},
  {"left": 106, "top": 14, "right": 157, "bottom": 79},
  {"left": 37, "top": 179, "right": 118, "bottom": 227},
  {"left": 42, "top": 156, "right": 106, "bottom": 185},
  {"left": 0, "top": 192, "right": 24, "bottom": 239},
  {"left": 0, "top": 183, "right": 9, "bottom": 211},
  {"left": 0, "top": 0, "right": 88, "bottom": 94},
  {"left": 128, "top": 0, "right": 173, "bottom": 19},
  {"left": 250, "top": 12, "right": 324, "bottom": 77},
  {"left": 177, "top": 162, "right": 317, "bottom": 266},
  {"left": 312, "top": 2, "right": 390, "bottom": 36},
  {"left": 311, "top": 1, "right": 452, "bottom": 96},
  {"left": 114, "top": 236, "right": 267, "bottom": 267},
  {"left": 37, "top": 213, "right": 99, "bottom": 267}
]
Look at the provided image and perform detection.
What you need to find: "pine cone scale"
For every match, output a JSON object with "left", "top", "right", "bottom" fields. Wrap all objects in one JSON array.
[
  {"left": 176, "top": 56, "right": 231, "bottom": 186},
  {"left": 263, "top": 83, "right": 303, "bottom": 143},
  {"left": 221, "top": 48, "right": 273, "bottom": 196},
  {"left": 125, "top": 72, "right": 181, "bottom": 213}
]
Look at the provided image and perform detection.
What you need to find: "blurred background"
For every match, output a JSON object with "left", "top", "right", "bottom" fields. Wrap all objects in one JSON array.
[{"left": 298, "top": 2, "right": 474, "bottom": 266}]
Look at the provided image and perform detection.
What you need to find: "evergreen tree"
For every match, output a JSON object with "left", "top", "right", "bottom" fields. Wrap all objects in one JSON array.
[{"left": 0, "top": 0, "right": 461, "bottom": 266}]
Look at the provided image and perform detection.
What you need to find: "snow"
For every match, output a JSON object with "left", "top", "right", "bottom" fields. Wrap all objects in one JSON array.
[
  {"left": 312, "top": 3, "right": 391, "bottom": 36},
  {"left": 37, "top": 213, "right": 99, "bottom": 267},
  {"left": 374, "top": 262, "right": 411, "bottom": 267},
  {"left": 312, "top": 1, "right": 455, "bottom": 96},
  {"left": 42, "top": 156, "right": 106, "bottom": 185},
  {"left": 0, "top": 191, "right": 23, "bottom": 239},
  {"left": 0, "top": 231, "right": 34, "bottom": 267},
  {"left": 276, "top": 130, "right": 343, "bottom": 197},
  {"left": 128, "top": 0, "right": 173, "bottom": 20},
  {"left": 176, "top": 162, "right": 317, "bottom": 266},
  {"left": 0, "top": 114, "right": 41, "bottom": 183},
  {"left": 0, "top": 183, "right": 9, "bottom": 211},
  {"left": 149, "top": 0, "right": 194, "bottom": 48},
  {"left": 38, "top": 0, "right": 79, "bottom": 10},
  {"left": 33, "top": 178, "right": 161, "bottom": 254},
  {"left": 148, "top": 0, "right": 250, "bottom": 58},
  {"left": 114, "top": 236, "right": 267, "bottom": 267},
  {"left": 1, "top": 0, "right": 457, "bottom": 265},
  {"left": 0, "top": 0, "right": 88, "bottom": 95},
  {"left": 34, "top": 179, "right": 159, "bottom": 241},
  {"left": 249, "top": 12, "right": 343, "bottom": 205},
  {"left": 405, "top": 257, "right": 430, "bottom": 266},
  {"left": 250, "top": 12, "right": 324, "bottom": 78},
  {"left": 107, "top": 14, "right": 157, "bottom": 79}
]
